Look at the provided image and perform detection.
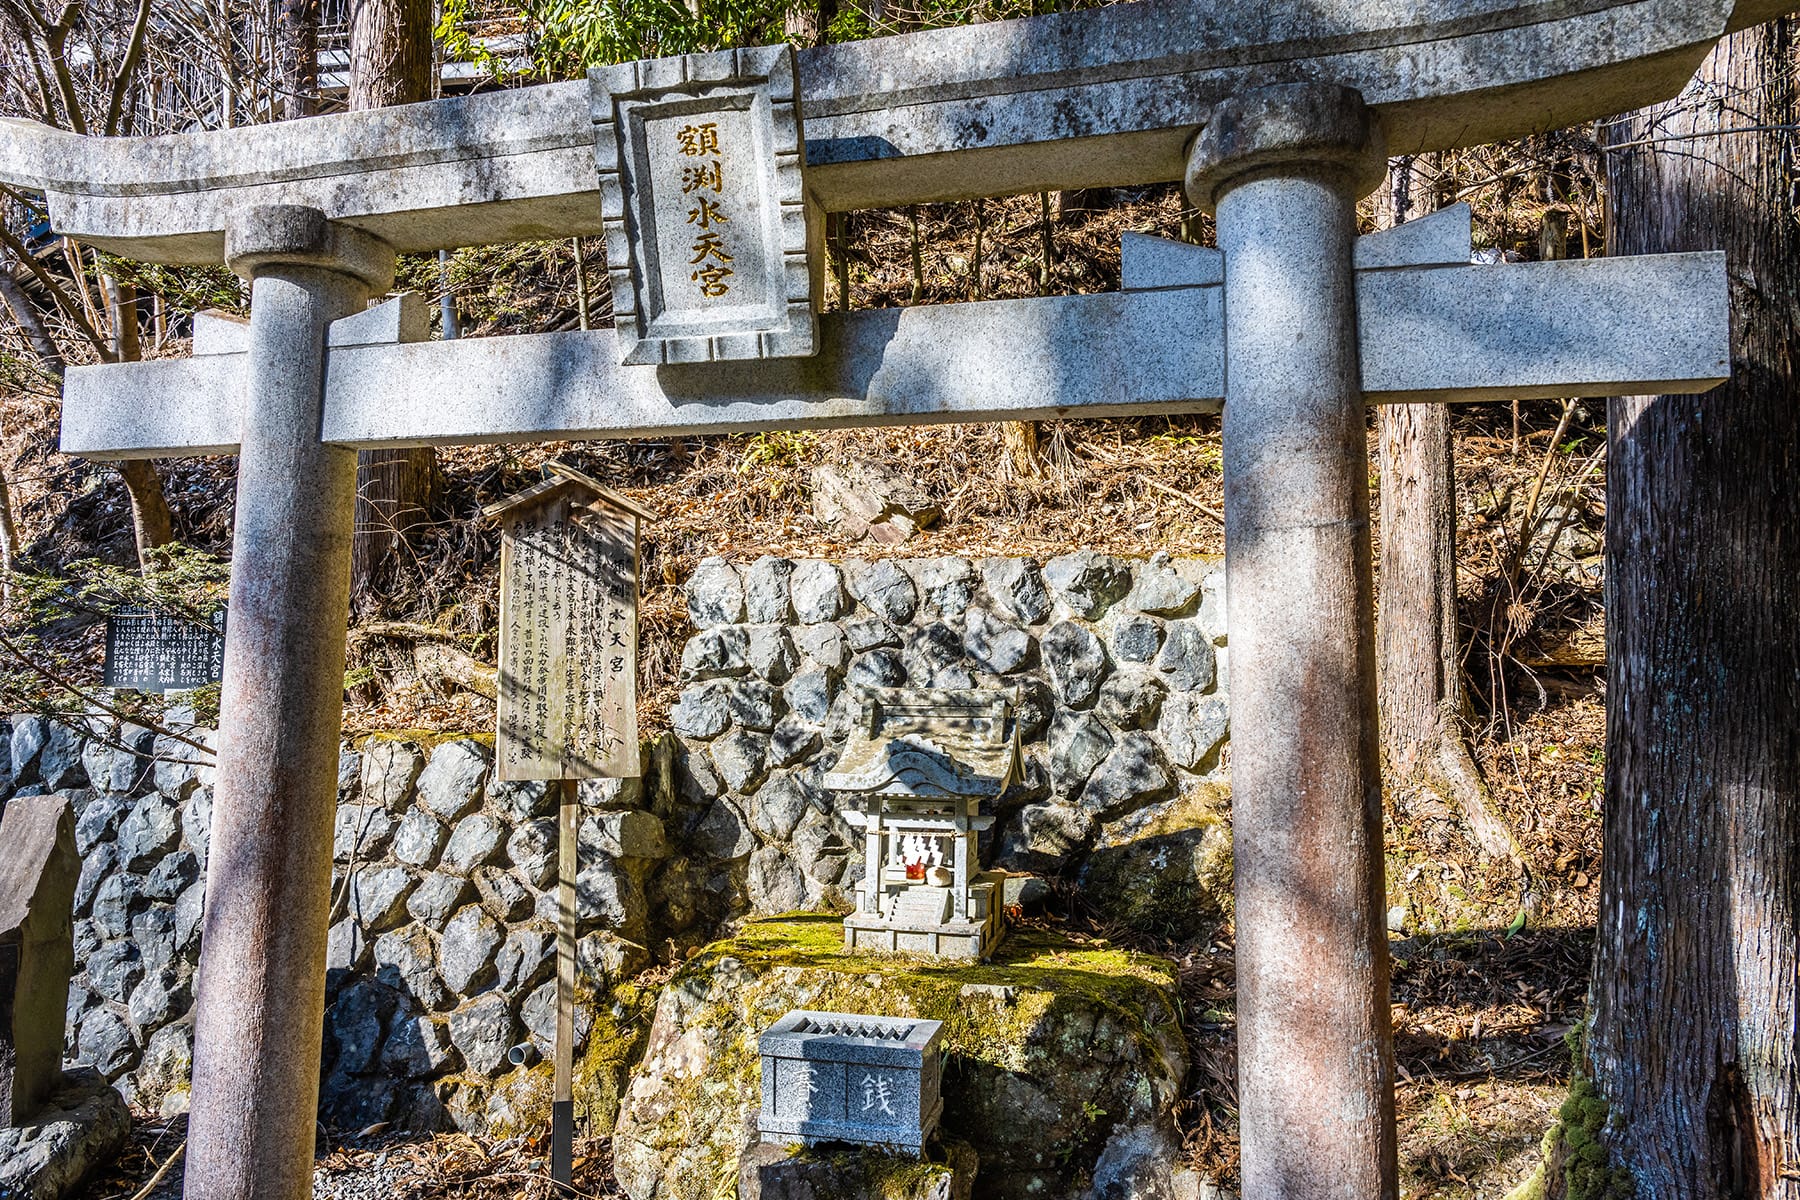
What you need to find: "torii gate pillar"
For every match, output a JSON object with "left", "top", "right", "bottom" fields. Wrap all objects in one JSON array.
[
  {"left": 187, "top": 206, "right": 394, "bottom": 1200},
  {"left": 1188, "top": 84, "right": 1398, "bottom": 1200}
]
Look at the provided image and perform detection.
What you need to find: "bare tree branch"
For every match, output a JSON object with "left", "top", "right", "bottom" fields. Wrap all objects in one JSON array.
[
  {"left": 103, "top": 0, "right": 155, "bottom": 136},
  {"left": 0, "top": 222, "right": 112, "bottom": 358}
]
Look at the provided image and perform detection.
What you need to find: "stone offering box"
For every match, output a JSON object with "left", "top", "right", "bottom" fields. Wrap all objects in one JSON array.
[{"left": 759, "top": 1010, "right": 944, "bottom": 1154}]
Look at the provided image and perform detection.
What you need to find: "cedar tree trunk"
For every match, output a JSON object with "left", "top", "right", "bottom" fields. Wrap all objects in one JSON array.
[
  {"left": 275, "top": 0, "right": 319, "bottom": 120},
  {"left": 347, "top": 0, "right": 438, "bottom": 606},
  {"left": 1588, "top": 18, "right": 1800, "bottom": 1197},
  {"left": 1374, "top": 161, "right": 1516, "bottom": 863},
  {"left": 105, "top": 276, "right": 175, "bottom": 566}
]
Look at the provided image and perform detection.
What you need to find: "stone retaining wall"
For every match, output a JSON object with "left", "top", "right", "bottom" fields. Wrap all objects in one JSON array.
[
  {"left": 19, "top": 720, "right": 685, "bottom": 1133},
  {"left": 8, "top": 551, "right": 1233, "bottom": 1136},
  {"left": 670, "top": 552, "right": 1233, "bottom": 930}
]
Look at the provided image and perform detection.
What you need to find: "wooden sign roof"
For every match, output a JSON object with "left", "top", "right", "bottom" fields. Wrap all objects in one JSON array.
[{"left": 480, "top": 461, "right": 657, "bottom": 523}]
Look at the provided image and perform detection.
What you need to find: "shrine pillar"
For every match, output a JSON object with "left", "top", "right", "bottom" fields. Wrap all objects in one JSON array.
[
  {"left": 1186, "top": 84, "right": 1397, "bottom": 1200},
  {"left": 186, "top": 205, "right": 394, "bottom": 1200}
]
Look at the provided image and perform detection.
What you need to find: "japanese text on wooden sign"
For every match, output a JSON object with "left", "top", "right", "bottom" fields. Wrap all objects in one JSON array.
[
  {"left": 493, "top": 487, "right": 641, "bottom": 780},
  {"left": 103, "top": 608, "right": 226, "bottom": 693}
]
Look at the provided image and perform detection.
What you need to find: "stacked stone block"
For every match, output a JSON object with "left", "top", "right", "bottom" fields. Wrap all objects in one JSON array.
[
  {"left": 669, "top": 553, "right": 1232, "bottom": 924},
  {"left": 29, "top": 718, "right": 678, "bottom": 1133},
  {"left": 16, "top": 551, "right": 1232, "bottom": 1136}
]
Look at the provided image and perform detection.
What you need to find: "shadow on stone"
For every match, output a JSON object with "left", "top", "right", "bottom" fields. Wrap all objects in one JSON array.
[
  {"left": 738, "top": 1139, "right": 977, "bottom": 1200},
  {"left": 1077, "top": 785, "right": 1233, "bottom": 944},
  {"left": 0, "top": 1068, "right": 129, "bottom": 1199}
]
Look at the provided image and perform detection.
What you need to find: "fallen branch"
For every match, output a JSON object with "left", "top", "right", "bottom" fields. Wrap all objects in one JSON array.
[
  {"left": 348, "top": 622, "right": 498, "bottom": 699},
  {"left": 128, "top": 1140, "right": 184, "bottom": 1200},
  {"left": 1145, "top": 478, "right": 1225, "bottom": 524}
]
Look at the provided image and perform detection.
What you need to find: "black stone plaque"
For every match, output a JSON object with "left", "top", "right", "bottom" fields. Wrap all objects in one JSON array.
[{"left": 103, "top": 607, "right": 226, "bottom": 693}]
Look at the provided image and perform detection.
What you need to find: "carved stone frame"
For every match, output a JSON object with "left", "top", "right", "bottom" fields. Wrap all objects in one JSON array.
[{"left": 592, "top": 46, "right": 822, "bottom": 365}]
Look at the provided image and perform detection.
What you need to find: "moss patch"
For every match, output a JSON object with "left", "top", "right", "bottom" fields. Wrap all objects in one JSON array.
[
  {"left": 356, "top": 729, "right": 497, "bottom": 751},
  {"left": 476, "top": 979, "right": 658, "bottom": 1140},
  {"left": 1500, "top": 1024, "right": 1635, "bottom": 1200},
  {"left": 576, "top": 980, "right": 657, "bottom": 1132},
  {"left": 1552, "top": 1076, "right": 1635, "bottom": 1200},
  {"left": 614, "top": 915, "right": 1186, "bottom": 1200}
]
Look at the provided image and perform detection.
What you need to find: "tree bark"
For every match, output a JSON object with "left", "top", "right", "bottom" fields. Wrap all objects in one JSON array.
[
  {"left": 1003, "top": 420, "right": 1041, "bottom": 479},
  {"left": 1376, "top": 403, "right": 1514, "bottom": 859},
  {"left": 0, "top": 266, "right": 64, "bottom": 376},
  {"left": 105, "top": 277, "right": 175, "bottom": 566},
  {"left": 347, "top": 0, "right": 437, "bottom": 606},
  {"left": 1588, "top": 18, "right": 1800, "bottom": 1198},
  {"left": 274, "top": 0, "right": 319, "bottom": 120},
  {"left": 348, "top": 0, "right": 431, "bottom": 111},
  {"left": 783, "top": 0, "right": 835, "bottom": 47},
  {"left": 1373, "top": 163, "right": 1517, "bottom": 864}
]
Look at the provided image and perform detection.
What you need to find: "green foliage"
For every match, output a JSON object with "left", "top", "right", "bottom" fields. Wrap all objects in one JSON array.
[
  {"left": 436, "top": 0, "right": 516, "bottom": 79},
  {"left": 0, "top": 545, "right": 230, "bottom": 725},
  {"left": 91, "top": 255, "right": 244, "bottom": 317},
  {"left": 441, "top": 0, "right": 1125, "bottom": 83},
  {"left": 431, "top": 241, "right": 576, "bottom": 332},
  {"left": 10, "top": 544, "right": 230, "bottom": 629},
  {"left": 438, "top": 0, "right": 788, "bottom": 80},
  {"left": 528, "top": 0, "right": 790, "bottom": 72},
  {"left": 736, "top": 430, "right": 815, "bottom": 474},
  {"left": 0, "top": 351, "right": 58, "bottom": 393},
  {"left": 1144, "top": 431, "right": 1222, "bottom": 472}
]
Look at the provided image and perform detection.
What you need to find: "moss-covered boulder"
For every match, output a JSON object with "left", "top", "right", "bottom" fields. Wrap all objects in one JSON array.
[
  {"left": 611, "top": 916, "right": 1188, "bottom": 1200},
  {"left": 738, "top": 1141, "right": 978, "bottom": 1200},
  {"left": 1079, "top": 785, "right": 1232, "bottom": 942}
]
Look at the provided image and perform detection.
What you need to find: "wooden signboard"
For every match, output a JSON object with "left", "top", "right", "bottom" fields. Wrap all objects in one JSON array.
[
  {"left": 483, "top": 460, "right": 653, "bottom": 1188},
  {"left": 484, "top": 463, "right": 652, "bottom": 781}
]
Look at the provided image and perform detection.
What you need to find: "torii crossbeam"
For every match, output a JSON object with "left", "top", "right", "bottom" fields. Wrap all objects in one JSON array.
[
  {"left": 0, "top": 2, "right": 1775, "bottom": 1197},
  {"left": 59, "top": 211, "right": 1725, "bottom": 456}
]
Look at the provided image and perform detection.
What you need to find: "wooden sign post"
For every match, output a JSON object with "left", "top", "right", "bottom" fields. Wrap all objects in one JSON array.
[{"left": 483, "top": 462, "right": 652, "bottom": 1188}]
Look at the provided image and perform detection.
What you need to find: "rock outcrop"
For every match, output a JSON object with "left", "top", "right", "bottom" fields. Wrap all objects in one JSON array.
[{"left": 613, "top": 916, "right": 1191, "bottom": 1200}]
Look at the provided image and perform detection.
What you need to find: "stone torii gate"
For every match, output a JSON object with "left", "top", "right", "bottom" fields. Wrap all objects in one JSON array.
[{"left": 0, "top": 1, "right": 1780, "bottom": 1197}]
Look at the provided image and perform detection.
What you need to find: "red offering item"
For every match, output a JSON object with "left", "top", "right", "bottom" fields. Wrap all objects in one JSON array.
[{"left": 905, "top": 862, "right": 926, "bottom": 880}]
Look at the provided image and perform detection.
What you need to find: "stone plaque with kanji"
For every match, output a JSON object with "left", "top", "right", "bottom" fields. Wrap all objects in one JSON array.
[
  {"left": 103, "top": 607, "right": 226, "bottom": 693},
  {"left": 592, "top": 45, "right": 821, "bottom": 366},
  {"left": 485, "top": 465, "right": 650, "bottom": 780}
]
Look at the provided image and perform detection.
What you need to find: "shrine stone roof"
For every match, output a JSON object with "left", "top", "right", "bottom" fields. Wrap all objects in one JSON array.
[{"left": 822, "top": 687, "right": 1021, "bottom": 799}]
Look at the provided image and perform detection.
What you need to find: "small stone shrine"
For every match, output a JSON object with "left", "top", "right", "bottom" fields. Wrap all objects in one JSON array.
[
  {"left": 0, "top": 794, "right": 77, "bottom": 1125},
  {"left": 826, "top": 688, "right": 1018, "bottom": 959},
  {"left": 758, "top": 1009, "right": 944, "bottom": 1154}
]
